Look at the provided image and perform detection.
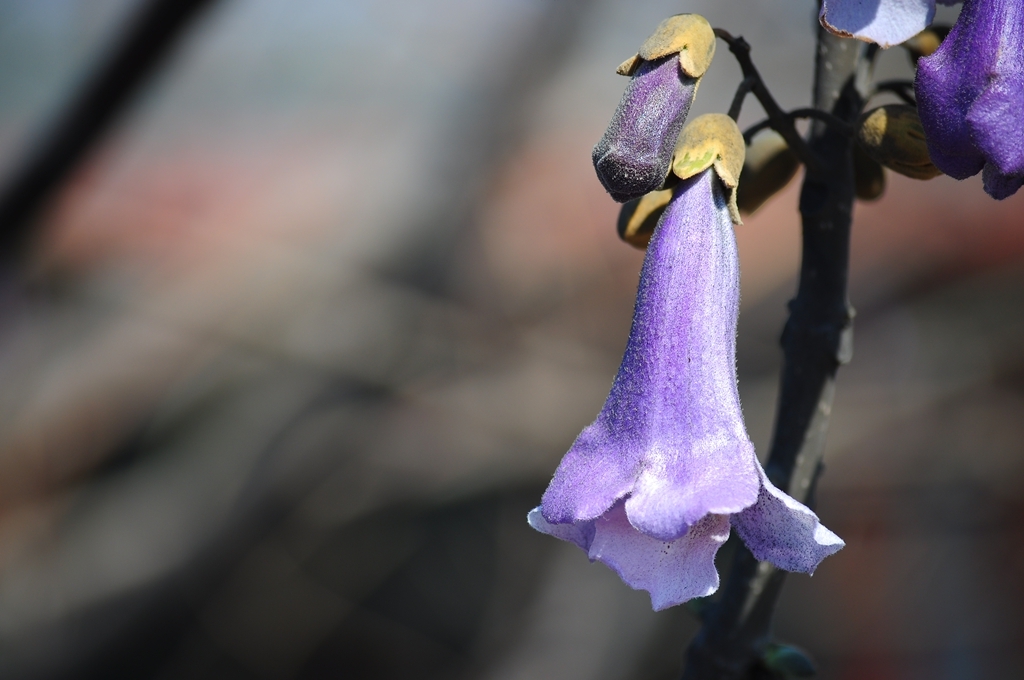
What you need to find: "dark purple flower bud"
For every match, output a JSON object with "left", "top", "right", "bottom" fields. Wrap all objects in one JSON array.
[
  {"left": 528, "top": 162, "right": 843, "bottom": 609},
  {"left": 592, "top": 57, "right": 698, "bottom": 202},
  {"left": 592, "top": 14, "right": 716, "bottom": 203},
  {"left": 916, "top": 0, "right": 1024, "bottom": 198}
]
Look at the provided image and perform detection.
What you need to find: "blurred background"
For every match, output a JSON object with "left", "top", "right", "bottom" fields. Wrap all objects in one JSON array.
[{"left": 0, "top": 0, "right": 1022, "bottom": 678}]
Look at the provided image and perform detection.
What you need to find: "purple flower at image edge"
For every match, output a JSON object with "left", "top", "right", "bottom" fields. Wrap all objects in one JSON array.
[
  {"left": 528, "top": 171, "right": 843, "bottom": 611},
  {"left": 916, "top": 0, "right": 1024, "bottom": 199},
  {"left": 592, "top": 55, "right": 697, "bottom": 203}
]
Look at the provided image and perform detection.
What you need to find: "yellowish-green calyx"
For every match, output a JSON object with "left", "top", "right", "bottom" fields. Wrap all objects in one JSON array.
[
  {"left": 670, "top": 113, "right": 746, "bottom": 224},
  {"left": 615, "top": 14, "right": 716, "bottom": 79},
  {"left": 857, "top": 105, "right": 942, "bottom": 180}
]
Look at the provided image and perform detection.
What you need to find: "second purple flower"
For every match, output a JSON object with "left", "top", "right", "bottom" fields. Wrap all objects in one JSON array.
[{"left": 916, "top": 0, "right": 1024, "bottom": 198}]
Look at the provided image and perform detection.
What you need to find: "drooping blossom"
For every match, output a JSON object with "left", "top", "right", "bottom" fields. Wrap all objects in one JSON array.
[
  {"left": 916, "top": 0, "right": 1024, "bottom": 198},
  {"left": 819, "top": 0, "right": 960, "bottom": 49},
  {"left": 592, "top": 14, "right": 716, "bottom": 202},
  {"left": 528, "top": 166, "right": 843, "bottom": 610}
]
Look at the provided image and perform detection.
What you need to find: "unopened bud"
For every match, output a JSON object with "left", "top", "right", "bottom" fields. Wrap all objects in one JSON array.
[
  {"left": 671, "top": 113, "right": 745, "bottom": 223},
  {"left": 854, "top": 143, "right": 886, "bottom": 201},
  {"left": 617, "top": 189, "right": 673, "bottom": 249},
  {"left": 736, "top": 131, "right": 800, "bottom": 215},
  {"left": 595, "top": 14, "right": 716, "bottom": 203},
  {"left": 856, "top": 105, "right": 942, "bottom": 180}
]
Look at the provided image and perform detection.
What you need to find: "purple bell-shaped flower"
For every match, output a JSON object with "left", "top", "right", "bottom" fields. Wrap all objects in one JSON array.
[{"left": 530, "top": 116, "right": 843, "bottom": 610}]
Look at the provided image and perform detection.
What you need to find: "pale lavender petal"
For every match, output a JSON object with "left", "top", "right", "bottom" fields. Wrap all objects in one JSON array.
[
  {"left": 588, "top": 502, "right": 729, "bottom": 611},
  {"left": 624, "top": 439, "right": 757, "bottom": 541},
  {"left": 820, "top": 0, "right": 934, "bottom": 48},
  {"left": 527, "top": 507, "right": 596, "bottom": 552},
  {"left": 731, "top": 467, "right": 844, "bottom": 574},
  {"left": 593, "top": 56, "right": 697, "bottom": 202},
  {"left": 540, "top": 171, "right": 760, "bottom": 533}
]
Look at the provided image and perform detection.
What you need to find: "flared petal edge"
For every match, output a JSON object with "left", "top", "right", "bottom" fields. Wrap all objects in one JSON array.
[
  {"left": 538, "top": 421, "right": 640, "bottom": 526},
  {"left": 730, "top": 467, "right": 844, "bottom": 574},
  {"left": 528, "top": 507, "right": 597, "bottom": 552},
  {"left": 589, "top": 502, "right": 730, "bottom": 610}
]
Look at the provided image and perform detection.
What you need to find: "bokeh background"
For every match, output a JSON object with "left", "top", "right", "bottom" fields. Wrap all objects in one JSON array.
[{"left": 0, "top": 1, "right": 1022, "bottom": 678}]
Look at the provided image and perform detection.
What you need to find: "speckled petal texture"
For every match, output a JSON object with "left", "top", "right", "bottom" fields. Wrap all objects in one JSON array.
[
  {"left": 820, "top": 0, "right": 935, "bottom": 48},
  {"left": 731, "top": 467, "right": 845, "bottom": 573},
  {"left": 592, "top": 56, "right": 697, "bottom": 203},
  {"left": 540, "top": 171, "right": 759, "bottom": 535},
  {"left": 917, "top": 0, "right": 1024, "bottom": 197}
]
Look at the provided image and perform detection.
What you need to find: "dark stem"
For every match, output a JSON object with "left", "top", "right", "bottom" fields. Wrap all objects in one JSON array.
[
  {"left": 742, "top": 108, "right": 853, "bottom": 144},
  {"left": 872, "top": 79, "right": 916, "bottom": 105},
  {"left": 681, "top": 27, "right": 869, "bottom": 680},
  {"left": 713, "top": 28, "right": 822, "bottom": 172},
  {"left": 727, "top": 76, "right": 756, "bottom": 121}
]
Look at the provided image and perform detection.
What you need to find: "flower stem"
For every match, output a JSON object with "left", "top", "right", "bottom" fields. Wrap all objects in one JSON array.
[
  {"left": 727, "top": 76, "right": 756, "bottom": 121},
  {"left": 871, "top": 79, "right": 916, "bottom": 105},
  {"left": 681, "top": 27, "right": 870, "bottom": 680},
  {"left": 742, "top": 109, "right": 853, "bottom": 144},
  {"left": 713, "top": 28, "right": 823, "bottom": 173}
]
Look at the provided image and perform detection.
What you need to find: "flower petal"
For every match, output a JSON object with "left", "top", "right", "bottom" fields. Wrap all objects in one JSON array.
[
  {"left": 982, "top": 162, "right": 1024, "bottom": 200},
  {"left": 527, "top": 507, "right": 596, "bottom": 552},
  {"left": 593, "top": 56, "right": 698, "bottom": 202},
  {"left": 589, "top": 502, "right": 729, "bottom": 611},
  {"left": 820, "top": 0, "right": 935, "bottom": 49},
  {"left": 961, "top": 0, "right": 1024, "bottom": 179},
  {"left": 731, "top": 467, "right": 844, "bottom": 574},
  {"left": 917, "top": 0, "right": 1024, "bottom": 182},
  {"left": 968, "top": 74, "right": 1024, "bottom": 178},
  {"left": 540, "top": 421, "right": 641, "bottom": 525},
  {"left": 625, "top": 439, "right": 758, "bottom": 540}
]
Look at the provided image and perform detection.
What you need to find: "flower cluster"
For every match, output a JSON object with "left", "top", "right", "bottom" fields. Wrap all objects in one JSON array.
[
  {"left": 529, "top": 13, "right": 845, "bottom": 609},
  {"left": 822, "top": 0, "right": 1024, "bottom": 199}
]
